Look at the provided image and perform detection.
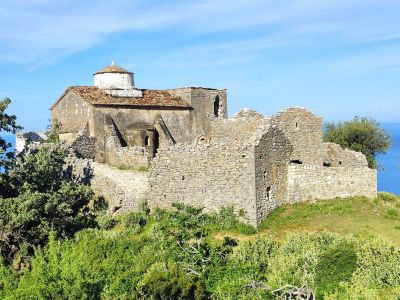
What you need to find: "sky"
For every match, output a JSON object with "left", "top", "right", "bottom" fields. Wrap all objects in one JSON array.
[{"left": 1, "top": 0, "right": 400, "bottom": 131}]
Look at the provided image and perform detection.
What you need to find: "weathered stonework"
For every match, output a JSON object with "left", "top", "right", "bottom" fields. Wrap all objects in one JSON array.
[{"left": 44, "top": 63, "right": 378, "bottom": 226}]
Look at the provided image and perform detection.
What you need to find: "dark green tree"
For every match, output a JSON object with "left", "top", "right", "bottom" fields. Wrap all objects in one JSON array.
[
  {"left": 324, "top": 117, "right": 392, "bottom": 169},
  {"left": 0, "top": 143, "right": 96, "bottom": 264},
  {"left": 0, "top": 98, "right": 22, "bottom": 170}
]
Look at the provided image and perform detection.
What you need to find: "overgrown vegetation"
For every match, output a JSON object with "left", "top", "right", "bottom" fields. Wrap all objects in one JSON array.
[
  {"left": 324, "top": 116, "right": 392, "bottom": 168},
  {"left": 0, "top": 101, "right": 99, "bottom": 267},
  {"left": 0, "top": 203, "right": 398, "bottom": 299}
]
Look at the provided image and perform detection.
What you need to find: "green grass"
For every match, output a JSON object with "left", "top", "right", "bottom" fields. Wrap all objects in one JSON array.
[
  {"left": 258, "top": 194, "right": 400, "bottom": 245},
  {"left": 116, "top": 164, "right": 150, "bottom": 172}
]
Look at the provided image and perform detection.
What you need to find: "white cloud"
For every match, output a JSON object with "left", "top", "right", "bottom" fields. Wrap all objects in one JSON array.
[{"left": 0, "top": 0, "right": 400, "bottom": 66}]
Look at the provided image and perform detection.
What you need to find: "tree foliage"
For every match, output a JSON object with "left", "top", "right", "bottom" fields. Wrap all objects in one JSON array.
[
  {"left": 0, "top": 143, "right": 96, "bottom": 265},
  {"left": 0, "top": 98, "right": 22, "bottom": 170},
  {"left": 324, "top": 116, "right": 392, "bottom": 168}
]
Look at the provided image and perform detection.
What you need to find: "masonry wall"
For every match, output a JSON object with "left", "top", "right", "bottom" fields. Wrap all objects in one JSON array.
[
  {"left": 254, "top": 127, "right": 292, "bottom": 224},
  {"left": 103, "top": 117, "right": 150, "bottom": 168},
  {"left": 51, "top": 91, "right": 94, "bottom": 135},
  {"left": 271, "top": 108, "right": 323, "bottom": 165},
  {"left": 90, "top": 162, "right": 150, "bottom": 214},
  {"left": 287, "top": 165, "right": 377, "bottom": 203},
  {"left": 168, "top": 87, "right": 228, "bottom": 141},
  {"left": 66, "top": 155, "right": 150, "bottom": 214},
  {"left": 92, "top": 106, "right": 193, "bottom": 163},
  {"left": 149, "top": 142, "right": 258, "bottom": 225}
]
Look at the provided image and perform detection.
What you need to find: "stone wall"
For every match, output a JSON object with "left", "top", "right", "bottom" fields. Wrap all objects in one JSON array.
[
  {"left": 104, "top": 117, "right": 150, "bottom": 168},
  {"left": 287, "top": 165, "right": 377, "bottom": 203},
  {"left": 51, "top": 91, "right": 94, "bottom": 135},
  {"left": 66, "top": 155, "right": 150, "bottom": 214},
  {"left": 90, "top": 162, "right": 150, "bottom": 213},
  {"left": 168, "top": 87, "right": 228, "bottom": 140},
  {"left": 92, "top": 106, "right": 194, "bottom": 163},
  {"left": 271, "top": 108, "right": 323, "bottom": 165},
  {"left": 70, "top": 135, "right": 96, "bottom": 159},
  {"left": 323, "top": 142, "right": 368, "bottom": 168},
  {"left": 254, "top": 127, "right": 292, "bottom": 224},
  {"left": 149, "top": 142, "right": 258, "bottom": 225}
]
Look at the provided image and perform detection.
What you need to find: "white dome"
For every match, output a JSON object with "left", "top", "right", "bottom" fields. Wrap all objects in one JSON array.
[{"left": 93, "top": 62, "right": 135, "bottom": 90}]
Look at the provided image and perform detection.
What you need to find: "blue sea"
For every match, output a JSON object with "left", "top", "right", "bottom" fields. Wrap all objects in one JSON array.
[
  {"left": 377, "top": 123, "right": 400, "bottom": 195},
  {"left": 1, "top": 125, "right": 400, "bottom": 194}
]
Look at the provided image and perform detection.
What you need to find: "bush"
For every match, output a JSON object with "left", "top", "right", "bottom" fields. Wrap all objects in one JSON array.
[
  {"left": 137, "top": 262, "right": 207, "bottom": 299},
  {"left": 315, "top": 242, "right": 357, "bottom": 294},
  {"left": 378, "top": 191, "right": 398, "bottom": 202}
]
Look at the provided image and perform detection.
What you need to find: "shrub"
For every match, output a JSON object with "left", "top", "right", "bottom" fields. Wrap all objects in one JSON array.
[
  {"left": 137, "top": 262, "right": 207, "bottom": 299},
  {"left": 386, "top": 208, "right": 399, "bottom": 220},
  {"left": 315, "top": 242, "right": 357, "bottom": 295},
  {"left": 378, "top": 191, "right": 398, "bottom": 202}
]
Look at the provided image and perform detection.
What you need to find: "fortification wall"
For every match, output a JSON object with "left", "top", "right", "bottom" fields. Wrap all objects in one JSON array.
[
  {"left": 66, "top": 155, "right": 150, "bottom": 214},
  {"left": 271, "top": 108, "right": 323, "bottom": 165},
  {"left": 287, "top": 165, "right": 377, "bottom": 202},
  {"left": 149, "top": 142, "right": 258, "bottom": 225},
  {"left": 90, "top": 162, "right": 150, "bottom": 213},
  {"left": 254, "top": 127, "right": 292, "bottom": 224}
]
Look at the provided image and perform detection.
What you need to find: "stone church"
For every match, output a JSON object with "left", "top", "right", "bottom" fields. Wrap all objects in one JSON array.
[{"left": 48, "top": 63, "right": 376, "bottom": 226}]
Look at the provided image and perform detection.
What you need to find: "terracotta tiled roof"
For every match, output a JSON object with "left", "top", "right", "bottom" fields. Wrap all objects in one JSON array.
[
  {"left": 50, "top": 86, "right": 192, "bottom": 109},
  {"left": 94, "top": 64, "right": 132, "bottom": 74}
]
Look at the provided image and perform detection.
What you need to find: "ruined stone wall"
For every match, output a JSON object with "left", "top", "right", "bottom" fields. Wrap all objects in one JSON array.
[
  {"left": 66, "top": 155, "right": 150, "bottom": 214},
  {"left": 287, "top": 165, "right": 377, "bottom": 203},
  {"left": 323, "top": 142, "right": 368, "bottom": 168},
  {"left": 92, "top": 107, "right": 194, "bottom": 163},
  {"left": 271, "top": 108, "right": 323, "bottom": 165},
  {"left": 70, "top": 135, "right": 96, "bottom": 159},
  {"left": 168, "top": 87, "right": 228, "bottom": 141},
  {"left": 149, "top": 142, "right": 258, "bottom": 225},
  {"left": 254, "top": 127, "right": 292, "bottom": 224},
  {"left": 103, "top": 118, "right": 150, "bottom": 168},
  {"left": 51, "top": 91, "right": 94, "bottom": 135},
  {"left": 90, "top": 162, "right": 150, "bottom": 213}
]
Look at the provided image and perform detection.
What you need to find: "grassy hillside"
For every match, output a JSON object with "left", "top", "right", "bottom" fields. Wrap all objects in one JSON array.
[
  {"left": 259, "top": 193, "right": 400, "bottom": 245},
  {"left": 1, "top": 194, "right": 399, "bottom": 299}
]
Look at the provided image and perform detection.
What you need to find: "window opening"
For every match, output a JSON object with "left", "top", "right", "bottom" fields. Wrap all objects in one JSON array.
[
  {"left": 214, "top": 95, "right": 220, "bottom": 117},
  {"left": 290, "top": 159, "right": 303, "bottom": 165},
  {"left": 267, "top": 186, "right": 271, "bottom": 201}
]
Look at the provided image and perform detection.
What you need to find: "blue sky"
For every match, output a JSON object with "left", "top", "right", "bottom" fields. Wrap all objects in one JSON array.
[{"left": 1, "top": 0, "right": 400, "bottom": 131}]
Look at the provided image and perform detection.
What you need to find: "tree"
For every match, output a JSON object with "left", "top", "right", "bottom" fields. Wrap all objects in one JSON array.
[
  {"left": 0, "top": 98, "right": 22, "bottom": 170},
  {"left": 324, "top": 117, "right": 392, "bottom": 169}
]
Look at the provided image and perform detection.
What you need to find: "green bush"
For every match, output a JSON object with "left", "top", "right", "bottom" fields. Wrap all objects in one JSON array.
[
  {"left": 378, "top": 191, "right": 398, "bottom": 202},
  {"left": 315, "top": 242, "right": 357, "bottom": 294},
  {"left": 137, "top": 262, "right": 207, "bottom": 299},
  {"left": 386, "top": 208, "right": 400, "bottom": 220}
]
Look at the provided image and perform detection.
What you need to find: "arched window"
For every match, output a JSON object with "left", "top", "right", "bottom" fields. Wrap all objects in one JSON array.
[{"left": 214, "top": 95, "right": 220, "bottom": 117}]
